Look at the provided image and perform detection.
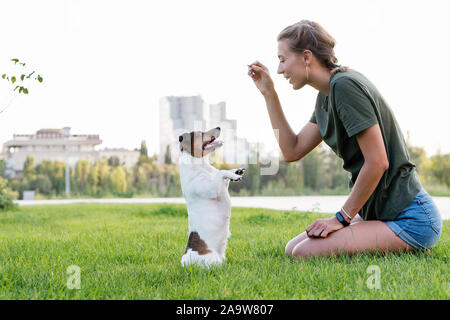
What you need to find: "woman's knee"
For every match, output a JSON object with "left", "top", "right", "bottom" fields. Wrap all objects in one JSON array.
[
  {"left": 285, "top": 232, "right": 308, "bottom": 256},
  {"left": 285, "top": 239, "right": 296, "bottom": 256},
  {"left": 291, "top": 239, "right": 318, "bottom": 259}
]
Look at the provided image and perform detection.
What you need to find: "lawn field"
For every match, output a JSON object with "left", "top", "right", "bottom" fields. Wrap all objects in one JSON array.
[{"left": 0, "top": 204, "right": 448, "bottom": 299}]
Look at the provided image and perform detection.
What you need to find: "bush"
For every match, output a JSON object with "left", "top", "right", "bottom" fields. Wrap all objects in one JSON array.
[
  {"left": 112, "top": 190, "right": 134, "bottom": 198},
  {"left": 0, "top": 177, "right": 16, "bottom": 211},
  {"left": 30, "top": 175, "right": 53, "bottom": 195}
]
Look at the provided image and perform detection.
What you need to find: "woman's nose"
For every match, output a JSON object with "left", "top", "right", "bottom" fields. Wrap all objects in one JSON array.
[{"left": 277, "top": 65, "right": 283, "bottom": 74}]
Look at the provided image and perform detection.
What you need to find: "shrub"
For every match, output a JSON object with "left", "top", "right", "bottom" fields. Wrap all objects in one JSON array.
[{"left": 0, "top": 177, "right": 16, "bottom": 211}]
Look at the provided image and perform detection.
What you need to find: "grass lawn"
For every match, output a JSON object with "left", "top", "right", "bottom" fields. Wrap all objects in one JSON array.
[{"left": 0, "top": 203, "right": 448, "bottom": 299}]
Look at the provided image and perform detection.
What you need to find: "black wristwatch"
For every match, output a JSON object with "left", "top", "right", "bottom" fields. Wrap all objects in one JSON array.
[{"left": 336, "top": 211, "right": 350, "bottom": 227}]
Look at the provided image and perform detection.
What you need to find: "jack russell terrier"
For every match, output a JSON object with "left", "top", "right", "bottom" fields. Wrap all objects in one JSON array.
[{"left": 178, "top": 127, "right": 245, "bottom": 268}]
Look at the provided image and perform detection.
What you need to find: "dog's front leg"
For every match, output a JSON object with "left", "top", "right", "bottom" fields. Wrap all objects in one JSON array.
[{"left": 221, "top": 169, "right": 244, "bottom": 182}]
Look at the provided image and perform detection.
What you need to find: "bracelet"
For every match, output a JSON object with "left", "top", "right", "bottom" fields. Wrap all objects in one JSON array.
[
  {"left": 335, "top": 211, "right": 350, "bottom": 227},
  {"left": 341, "top": 207, "right": 352, "bottom": 220}
]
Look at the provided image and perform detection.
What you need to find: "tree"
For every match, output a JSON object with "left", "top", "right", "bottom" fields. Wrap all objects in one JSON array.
[
  {"left": 1, "top": 58, "right": 43, "bottom": 115},
  {"left": 286, "top": 162, "right": 303, "bottom": 191},
  {"left": 87, "top": 164, "right": 99, "bottom": 195},
  {"left": 0, "top": 177, "right": 16, "bottom": 211},
  {"left": 247, "top": 148, "right": 261, "bottom": 196},
  {"left": 429, "top": 152, "right": 450, "bottom": 187},
  {"left": 30, "top": 175, "right": 52, "bottom": 195},
  {"left": 23, "top": 155, "right": 36, "bottom": 182},
  {"left": 302, "top": 148, "right": 322, "bottom": 191},
  {"left": 0, "top": 160, "right": 6, "bottom": 177},
  {"left": 35, "top": 160, "right": 65, "bottom": 195},
  {"left": 107, "top": 156, "right": 121, "bottom": 167},
  {"left": 109, "top": 166, "right": 127, "bottom": 192},
  {"left": 74, "top": 160, "right": 90, "bottom": 194},
  {"left": 164, "top": 145, "right": 172, "bottom": 164},
  {"left": 140, "top": 140, "right": 148, "bottom": 157}
]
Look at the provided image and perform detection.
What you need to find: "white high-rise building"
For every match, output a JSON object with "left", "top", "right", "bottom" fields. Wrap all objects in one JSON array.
[
  {"left": 159, "top": 96, "right": 248, "bottom": 164},
  {"left": 159, "top": 95, "right": 209, "bottom": 164}
]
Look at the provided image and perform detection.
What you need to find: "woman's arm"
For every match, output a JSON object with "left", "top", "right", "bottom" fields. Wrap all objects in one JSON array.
[
  {"left": 341, "top": 123, "right": 389, "bottom": 220},
  {"left": 306, "top": 124, "right": 389, "bottom": 238},
  {"left": 249, "top": 61, "right": 322, "bottom": 162}
]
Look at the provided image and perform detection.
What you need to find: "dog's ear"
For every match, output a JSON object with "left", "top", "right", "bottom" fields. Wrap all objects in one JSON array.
[{"left": 179, "top": 135, "right": 183, "bottom": 142}]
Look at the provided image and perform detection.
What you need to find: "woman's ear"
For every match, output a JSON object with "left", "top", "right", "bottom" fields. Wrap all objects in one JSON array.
[{"left": 303, "top": 49, "right": 312, "bottom": 64}]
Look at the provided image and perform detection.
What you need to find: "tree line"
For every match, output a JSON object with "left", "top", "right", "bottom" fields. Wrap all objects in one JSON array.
[{"left": 0, "top": 140, "right": 449, "bottom": 206}]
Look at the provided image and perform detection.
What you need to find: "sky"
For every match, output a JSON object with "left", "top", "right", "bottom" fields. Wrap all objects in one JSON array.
[{"left": 0, "top": 0, "right": 449, "bottom": 158}]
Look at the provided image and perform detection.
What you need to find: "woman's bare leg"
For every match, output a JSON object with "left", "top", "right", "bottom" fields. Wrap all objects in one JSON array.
[
  {"left": 291, "top": 220, "right": 414, "bottom": 259},
  {"left": 285, "top": 214, "right": 364, "bottom": 256},
  {"left": 285, "top": 232, "right": 309, "bottom": 256}
]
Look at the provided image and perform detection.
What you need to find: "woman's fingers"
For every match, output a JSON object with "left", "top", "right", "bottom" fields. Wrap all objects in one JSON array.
[
  {"left": 248, "top": 65, "right": 263, "bottom": 78},
  {"left": 305, "top": 221, "right": 316, "bottom": 233},
  {"left": 248, "top": 61, "right": 268, "bottom": 72},
  {"left": 248, "top": 65, "right": 267, "bottom": 81},
  {"left": 312, "top": 226, "right": 324, "bottom": 237},
  {"left": 320, "top": 228, "right": 330, "bottom": 238},
  {"left": 247, "top": 61, "right": 275, "bottom": 95},
  {"left": 306, "top": 221, "right": 328, "bottom": 238}
]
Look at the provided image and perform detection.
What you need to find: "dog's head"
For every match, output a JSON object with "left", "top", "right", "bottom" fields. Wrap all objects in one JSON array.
[{"left": 178, "top": 127, "right": 223, "bottom": 158}]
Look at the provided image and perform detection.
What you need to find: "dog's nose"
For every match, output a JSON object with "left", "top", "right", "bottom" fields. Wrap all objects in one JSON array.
[{"left": 215, "top": 126, "right": 221, "bottom": 131}]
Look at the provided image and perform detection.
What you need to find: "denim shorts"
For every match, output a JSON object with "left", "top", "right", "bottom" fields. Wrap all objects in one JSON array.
[{"left": 384, "top": 188, "right": 443, "bottom": 250}]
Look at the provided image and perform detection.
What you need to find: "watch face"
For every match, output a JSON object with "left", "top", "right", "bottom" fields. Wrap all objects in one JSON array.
[{"left": 336, "top": 212, "right": 348, "bottom": 226}]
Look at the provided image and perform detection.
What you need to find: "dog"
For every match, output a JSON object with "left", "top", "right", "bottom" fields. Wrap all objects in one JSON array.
[{"left": 178, "top": 127, "right": 245, "bottom": 267}]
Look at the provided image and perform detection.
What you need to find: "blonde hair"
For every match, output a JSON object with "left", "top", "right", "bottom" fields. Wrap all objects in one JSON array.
[{"left": 277, "top": 20, "right": 348, "bottom": 76}]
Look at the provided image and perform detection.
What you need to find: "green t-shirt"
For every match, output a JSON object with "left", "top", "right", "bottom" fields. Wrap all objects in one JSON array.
[{"left": 310, "top": 69, "right": 422, "bottom": 221}]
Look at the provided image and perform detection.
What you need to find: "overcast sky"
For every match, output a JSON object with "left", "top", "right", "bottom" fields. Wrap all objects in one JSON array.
[{"left": 0, "top": 0, "right": 449, "bottom": 158}]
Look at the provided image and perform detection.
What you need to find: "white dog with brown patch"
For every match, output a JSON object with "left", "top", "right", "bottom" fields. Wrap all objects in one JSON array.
[{"left": 178, "top": 127, "right": 245, "bottom": 268}]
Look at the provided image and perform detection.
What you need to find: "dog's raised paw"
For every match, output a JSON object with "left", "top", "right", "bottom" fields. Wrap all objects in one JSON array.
[{"left": 234, "top": 168, "right": 246, "bottom": 176}]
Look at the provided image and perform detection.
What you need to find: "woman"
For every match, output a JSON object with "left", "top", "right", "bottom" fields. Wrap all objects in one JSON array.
[{"left": 248, "top": 20, "right": 442, "bottom": 259}]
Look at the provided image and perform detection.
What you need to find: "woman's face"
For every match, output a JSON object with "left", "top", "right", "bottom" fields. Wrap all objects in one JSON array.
[{"left": 277, "top": 39, "right": 308, "bottom": 90}]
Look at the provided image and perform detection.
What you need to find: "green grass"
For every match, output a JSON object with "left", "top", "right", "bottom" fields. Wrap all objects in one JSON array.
[{"left": 0, "top": 204, "right": 448, "bottom": 299}]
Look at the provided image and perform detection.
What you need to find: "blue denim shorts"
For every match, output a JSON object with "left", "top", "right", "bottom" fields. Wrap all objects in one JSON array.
[{"left": 384, "top": 188, "right": 443, "bottom": 250}]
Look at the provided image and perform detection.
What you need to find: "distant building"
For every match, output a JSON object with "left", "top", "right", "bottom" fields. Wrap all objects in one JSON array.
[
  {"left": 208, "top": 101, "right": 249, "bottom": 164},
  {"left": 1, "top": 127, "right": 138, "bottom": 178},
  {"left": 159, "top": 95, "right": 249, "bottom": 164},
  {"left": 159, "top": 95, "right": 208, "bottom": 164},
  {"left": 98, "top": 148, "right": 140, "bottom": 168}
]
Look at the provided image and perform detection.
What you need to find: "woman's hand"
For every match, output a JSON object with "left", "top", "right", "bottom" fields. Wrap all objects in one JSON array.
[
  {"left": 306, "top": 216, "right": 344, "bottom": 238},
  {"left": 248, "top": 61, "right": 275, "bottom": 97}
]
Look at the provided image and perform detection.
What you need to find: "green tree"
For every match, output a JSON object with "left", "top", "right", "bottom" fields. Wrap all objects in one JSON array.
[
  {"left": 247, "top": 148, "right": 261, "bottom": 196},
  {"left": 1, "top": 58, "right": 43, "bottom": 115},
  {"left": 35, "top": 160, "right": 65, "bottom": 195},
  {"left": 0, "top": 176, "right": 16, "bottom": 211},
  {"left": 286, "top": 162, "right": 303, "bottom": 192},
  {"left": 23, "top": 155, "right": 36, "bottom": 182},
  {"left": 109, "top": 166, "right": 127, "bottom": 192},
  {"left": 429, "top": 152, "right": 450, "bottom": 187},
  {"left": 140, "top": 140, "right": 148, "bottom": 157},
  {"left": 75, "top": 160, "right": 90, "bottom": 194},
  {"left": 87, "top": 164, "right": 99, "bottom": 195},
  {"left": 30, "top": 175, "right": 52, "bottom": 195},
  {"left": 302, "top": 148, "right": 323, "bottom": 191},
  {"left": 325, "top": 151, "right": 348, "bottom": 190},
  {"left": 0, "top": 159, "right": 6, "bottom": 177},
  {"left": 164, "top": 145, "right": 172, "bottom": 164},
  {"left": 108, "top": 156, "right": 121, "bottom": 167}
]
